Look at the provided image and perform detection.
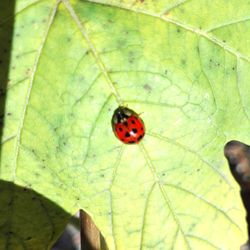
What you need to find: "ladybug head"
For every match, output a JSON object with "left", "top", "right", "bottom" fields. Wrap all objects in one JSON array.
[{"left": 112, "top": 106, "right": 133, "bottom": 124}]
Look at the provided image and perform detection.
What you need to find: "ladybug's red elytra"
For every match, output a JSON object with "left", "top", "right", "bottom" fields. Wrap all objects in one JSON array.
[{"left": 111, "top": 106, "right": 145, "bottom": 144}]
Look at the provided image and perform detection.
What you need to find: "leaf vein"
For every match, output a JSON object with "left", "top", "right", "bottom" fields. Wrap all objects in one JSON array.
[
  {"left": 236, "top": 58, "right": 250, "bottom": 121},
  {"left": 139, "top": 183, "right": 156, "bottom": 250},
  {"left": 62, "top": 0, "right": 123, "bottom": 105},
  {"left": 165, "top": 183, "right": 241, "bottom": 230},
  {"left": 12, "top": 0, "right": 60, "bottom": 179},
  {"left": 0, "top": 0, "right": 47, "bottom": 26},
  {"left": 109, "top": 145, "right": 125, "bottom": 250},
  {"left": 186, "top": 234, "right": 221, "bottom": 249},
  {"left": 139, "top": 142, "right": 192, "bottom": 250},
  {"left": 146, "top": 131, "right": 232, "bottom": 187},
  {"left": 160, "top": 0, "right": 192, "bottom": 16},
  {"left": 80, "top": 95, "right": 112, "bottom": 169},
  {"left": 84, "top": 0, "right": 250, "bottom": 62},
  {"left": 207, "top": 16, "right": 250, "bottom": 32}
]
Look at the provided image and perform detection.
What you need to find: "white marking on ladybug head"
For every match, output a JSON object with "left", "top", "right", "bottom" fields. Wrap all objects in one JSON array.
[
  {"left": 123, "top": 108, "right": 132, "bottom": 116},
  {"left": 121, "top": 118, "right": 127, "bottom": 123}
]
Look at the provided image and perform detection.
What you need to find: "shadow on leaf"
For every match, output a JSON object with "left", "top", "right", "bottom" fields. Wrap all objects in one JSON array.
[
  {"left": 0, "top": 0, "right": 15, "bottom": 152},
  {"left": 0, "top": 180, "right": 71, "bottom": 249}
]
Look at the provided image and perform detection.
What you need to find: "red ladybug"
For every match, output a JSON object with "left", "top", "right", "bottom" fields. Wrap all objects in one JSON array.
[{"left": 111, "top": 106, "right": 145, "bottom": 144}]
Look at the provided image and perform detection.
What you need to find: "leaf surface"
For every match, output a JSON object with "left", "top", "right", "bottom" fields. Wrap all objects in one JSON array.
[{"left": 1, "top": 0, "right": 250, "bottom": 249}]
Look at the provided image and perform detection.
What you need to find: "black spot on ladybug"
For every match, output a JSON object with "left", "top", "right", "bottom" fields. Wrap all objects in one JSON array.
[
  {"left": 132, "top": 128, "right": 137, "bottom": 133},
  {"left": 131, "top": 120, "right": 136, "bottom": 124},
  {"left": 138, "top": 134, "right": 144, "bottom": 141},
  {"left": 119, "top": 127, "right": 123, "bottom": 132},
  {"left": 125, "top": 132, "right": 130, "bottom": 138}
]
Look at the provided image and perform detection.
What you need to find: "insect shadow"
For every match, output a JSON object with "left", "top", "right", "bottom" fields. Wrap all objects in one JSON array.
[{"left": 224, "top": 140, "right": 250, "bottom": 250}]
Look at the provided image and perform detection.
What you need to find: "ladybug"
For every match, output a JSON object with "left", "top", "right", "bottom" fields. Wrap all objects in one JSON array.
[{"left": 111, "top": 106, "right": 145, "bottom": 144}]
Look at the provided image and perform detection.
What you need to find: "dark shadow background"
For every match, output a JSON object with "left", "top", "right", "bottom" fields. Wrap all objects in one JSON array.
[
  {"left": 0, "top": 180, "right": 71, "bottom": 249},
  {"left": 0, "top": 0, "right": 15, "bottom": 151}
]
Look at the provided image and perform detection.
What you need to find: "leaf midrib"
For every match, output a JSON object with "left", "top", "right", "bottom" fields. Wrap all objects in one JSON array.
[
  {"left": 62, "top": 0, "right": 123, "bottom": 104},
  {"left": 63, "top": 1, "right": 197, "bottom": 248}
]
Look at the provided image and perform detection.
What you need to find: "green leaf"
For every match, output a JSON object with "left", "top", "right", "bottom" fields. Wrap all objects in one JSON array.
[{"left": 1, "top": 0, "right": 250, "bottom": 249}]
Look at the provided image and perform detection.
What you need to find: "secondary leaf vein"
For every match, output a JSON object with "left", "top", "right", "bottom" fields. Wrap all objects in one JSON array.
[
  {"left": 12, "top": 0, "right": 60, "bottom": 179},
  {"left": 139, "top": 142, "right": 192, "bottom": 250},
  {"left": 62, "top": 0, "right": 123, "bottom": 105},
  {"left": 84, "top": 0, "right": 250, "bottom": 63}
]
